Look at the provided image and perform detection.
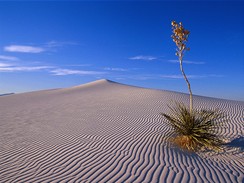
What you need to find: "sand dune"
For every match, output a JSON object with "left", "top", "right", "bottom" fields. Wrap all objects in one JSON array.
[{"left": 0, "top": 79, "right": 243, "bottom": 183}]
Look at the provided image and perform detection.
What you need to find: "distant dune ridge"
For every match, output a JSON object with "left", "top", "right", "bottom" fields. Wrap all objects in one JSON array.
[{"left": 0, "top": 79, "right": 243, "bottom": 183}]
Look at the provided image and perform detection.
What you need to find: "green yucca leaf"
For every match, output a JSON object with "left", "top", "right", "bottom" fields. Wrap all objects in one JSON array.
[{"left": 162, "top": 102, "right": 225, "bottom": 152}]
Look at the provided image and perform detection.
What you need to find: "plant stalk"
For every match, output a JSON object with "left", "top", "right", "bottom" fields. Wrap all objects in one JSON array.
[{"left": 179, "top": 53, "right": 193, "bottom": 113}]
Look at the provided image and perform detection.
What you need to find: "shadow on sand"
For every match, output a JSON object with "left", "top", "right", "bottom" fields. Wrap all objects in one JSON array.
[{"left": 225, "top": 136, "right": 244, "bottom": 152}]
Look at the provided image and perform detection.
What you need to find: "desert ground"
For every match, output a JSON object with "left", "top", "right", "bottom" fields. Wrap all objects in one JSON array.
[{"left": 0, "top": 79, "right": 243, "bottom": 183}]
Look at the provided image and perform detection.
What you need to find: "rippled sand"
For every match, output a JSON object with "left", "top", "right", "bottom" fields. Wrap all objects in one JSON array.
[{"left": 0, "top": 79, "right": 243, "bottom": 182}]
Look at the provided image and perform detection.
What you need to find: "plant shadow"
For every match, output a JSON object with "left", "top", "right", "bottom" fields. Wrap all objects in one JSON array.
[{"left": 224, "top": 136, "right": 244, "bottom": 152}]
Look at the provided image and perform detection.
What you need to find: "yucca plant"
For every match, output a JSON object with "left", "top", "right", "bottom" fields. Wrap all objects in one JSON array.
[
  {"left": 162, "top": 103, "right": 225, "bottom": 152},
  {"left": 162, "top": 21, "right": 225, "bottom": 152}
]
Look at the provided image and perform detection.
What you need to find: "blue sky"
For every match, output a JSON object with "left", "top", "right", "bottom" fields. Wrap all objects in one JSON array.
[{"left": 0, "top": 1, "right": 243, "bottom": 101}]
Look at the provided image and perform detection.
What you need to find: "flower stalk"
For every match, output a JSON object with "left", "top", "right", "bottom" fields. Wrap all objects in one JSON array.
[{"left": 171, "top": 21, "right": 193, "bottom": 113}]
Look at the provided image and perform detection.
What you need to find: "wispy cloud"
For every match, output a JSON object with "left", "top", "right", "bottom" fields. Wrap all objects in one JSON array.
[
  {"left": 160, "top": 74, "right": 223, "bottom": 79},
  {"left": 45, "top": 41, "right": 66, "bottom": 48},
  {"left": 104, "top": 67, "right": 128, "bottom": 71},
  {"left": 0, "top": 65, "right": 52, "bottom": 72},
  {"left": 0, "top": 59, "right": 105, "bottom": 76},
  {"left": 160, "top": 74, "right": 183, "bottom": 79},
  {"left": 45, "top": 41, "right": 78, "bottom": 48},
  {"left": 168, "top": 60, "right": 205, "bottom": 64},
  {"left": 4, "top": 45, "right": 45, "bottom": 53},
  {"left": 131, "top": 75, "right": 156, "bottom": 80},
  {"left": 116, "top": 73, "right": 223, "bottom": 81},
  {"left": 50, "top": 69, "right": 106, "bottom": 76},
  {"left": 129, "top": 55, "right": 157, "bottom": 61},
  {"left": 0, "top": 62, "right": 13, "bottom": 67},
  {"left": 3, "top": 41, "right": 78, "bottom": 54},
  {"left": 0, "top": 59, "right": 54, "bottom": 72},
  {"left": 64, "top": 64, "right": 92, "bottom": 67},
  {"left": 0, "top": 55, "right": 19, "bottom": 61}
]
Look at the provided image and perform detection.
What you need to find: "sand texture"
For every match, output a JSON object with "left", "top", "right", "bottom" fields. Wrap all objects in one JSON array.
[{"left": 0, "top": 79, "right": 243, "bottom": 183}]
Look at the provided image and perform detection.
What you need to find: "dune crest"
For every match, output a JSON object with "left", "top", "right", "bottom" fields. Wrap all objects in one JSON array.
[
  {"left": 0, "top": 79, "right": 243, "bottom": 182},
  {"left": 71, "top": 79, "right": 112, "bottom": 88}
]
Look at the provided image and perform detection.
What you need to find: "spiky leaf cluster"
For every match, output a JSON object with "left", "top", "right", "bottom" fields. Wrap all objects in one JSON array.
[{"left": 162, "top": 103, "right": 225, "bottom": 152}]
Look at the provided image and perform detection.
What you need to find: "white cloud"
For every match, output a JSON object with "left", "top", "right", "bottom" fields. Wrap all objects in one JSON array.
[
  {"left": 0, "top": 59, "right": 106, "bottom": 76},
  {"left": 45, "top": 41, "right": 78, "bottom": 48},
  {"left": 168, "top": 60, "right": 205, "bottom": 64},
  {"left": 0, "top": 66, "right": 52, "bottom": 72},
  {"left": 4, "top": 45, "right": 45, "bottom": 53},
  {"left": 132, "top": 76, "right": 155, "bottom": 80},
  {"left": 205, "top": 74, "right": 224, "bottom": 78},
  {"left": 129, "top": 55, "right": 157, "bottom": 61},
  {"left": 64, "top": 64, "right": 92, "bottom": 67},
  {"left": 160, "top": 74, "right": 183, "bottom": 79},
  {"left": 118, "top": 74, "right": 223, "bottom": 81},
  {"left": 0, "top": 55, "right": 19, "bottom": 61},
  {"left": 160, "top": 74, "right": 223, "bottom": 79},
  {"left": 45, "top": 41, "right": 64, "bottom": 48},
  {"left": 50, "top": 69, "right": 106, "bottom": 76},
  {"left": 3, "top": 40, "right": 78, "bottom": 54},
  {"left": 0, "top": 62, "right": 13, "bottom": 67},
  {"left": 104, "top": 67, "right": 128, "bottom": 71}
]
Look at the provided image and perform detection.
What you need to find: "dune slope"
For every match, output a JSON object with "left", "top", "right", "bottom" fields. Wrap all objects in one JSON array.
[{"left": 0, "top": 79, "right": 243, "bottom": 183}]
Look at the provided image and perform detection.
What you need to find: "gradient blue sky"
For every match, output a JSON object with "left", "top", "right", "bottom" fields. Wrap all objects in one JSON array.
[{"left": 0, "top": 1, "right": 243, "bottom": 100}]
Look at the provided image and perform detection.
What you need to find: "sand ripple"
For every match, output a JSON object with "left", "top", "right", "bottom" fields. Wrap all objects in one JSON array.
[{"left": 0, "top": 79, "right": 243, "bottom": 183}]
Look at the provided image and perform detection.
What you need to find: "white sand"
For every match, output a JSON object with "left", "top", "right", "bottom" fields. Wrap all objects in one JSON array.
[{"left": 0, "top": 79, "right": 243, "bottom": 183}]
